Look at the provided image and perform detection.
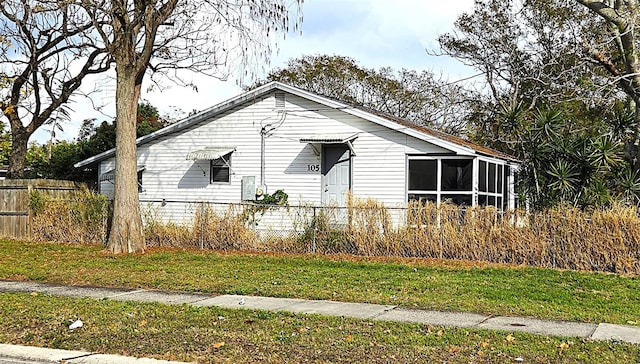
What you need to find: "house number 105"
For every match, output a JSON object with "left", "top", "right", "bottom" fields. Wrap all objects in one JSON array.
[{"left": 307, "top": 164, "right": 320, "bottom": 172}]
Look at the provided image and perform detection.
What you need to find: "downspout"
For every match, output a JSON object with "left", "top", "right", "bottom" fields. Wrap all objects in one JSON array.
[
  {"left": 258, "top": 110, "right": 286, "bottom": 193},
  {"left": 260, "top": 126, "right": 266, "bottom": 187}
]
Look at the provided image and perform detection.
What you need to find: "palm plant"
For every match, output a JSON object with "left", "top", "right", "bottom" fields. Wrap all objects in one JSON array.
[
  {"left": 547, "top": 159, "right": 579, "bottom": 200},
  {"left": 614, "top": 168, "right": 640, "bottom": 205},
  {"left": 589, "top": 135, "right": 624, "bottom": 172}
]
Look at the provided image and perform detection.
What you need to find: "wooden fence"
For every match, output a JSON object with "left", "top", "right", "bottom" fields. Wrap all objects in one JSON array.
[{"left": 0, "top": 179, "right": 87, "bottom": 240}]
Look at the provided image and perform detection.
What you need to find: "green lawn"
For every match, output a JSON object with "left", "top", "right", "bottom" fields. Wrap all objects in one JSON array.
[
  {"left": 1, "top": 239, "right": 639, "bottom": 362},
  {"left": 1, "top": 292, "right": 638, "bottom": 363},
  {"left": 1, "top": 240, "right": 638, "bottom": 325}
]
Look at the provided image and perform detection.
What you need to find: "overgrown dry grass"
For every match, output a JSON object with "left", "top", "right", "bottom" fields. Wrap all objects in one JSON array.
[
  {"left": 30, "top": 189, "right": 109, "bottom": 245},
  {"left": 144, "top": 203, "right": 258, "bottom": 250},
  {"left": 31, "top": 194, "right": 640, "bottom": 275},
  {"left": 346, "top": 200, "right": 640, "bottom": 275}
]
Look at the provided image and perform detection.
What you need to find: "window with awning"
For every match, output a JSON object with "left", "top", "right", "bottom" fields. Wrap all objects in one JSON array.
[
  {"left": 210, "top": 153, "right": 232, "bottom": 183},
  {"left": 99, "top": 165, "right": 146, "bottom": 182},
  {"left": 185, "top": 147, "right": 235, "bottom": 184},
  {"left": 185, "top": 147, "right": 236, "bottom": 161},
  {"left": 100, "top": 165, "right": 146, "bottom": 193}
]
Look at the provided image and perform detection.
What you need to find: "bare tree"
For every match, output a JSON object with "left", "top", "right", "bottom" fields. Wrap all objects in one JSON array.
[
  {"left": 258, "top": 55, "right": 470, "bottom": 134},
  {"left": 76, "top": 0, "right": 302, "bottom": 253},
  {"left": 437, "top": 0, "right": 606, "bottom": 113},
  {"left": 0, "top": 0, "right": 111, "bottom": 178}
]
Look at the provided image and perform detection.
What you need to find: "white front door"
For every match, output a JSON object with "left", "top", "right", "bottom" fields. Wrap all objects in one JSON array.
[{"left": 322, "top": 145, "right": 351, "bottom": 206}]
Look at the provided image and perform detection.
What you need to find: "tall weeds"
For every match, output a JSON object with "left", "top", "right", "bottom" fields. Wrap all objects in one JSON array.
[
  {"left": 30, "top": 189, "right": 110, "bottom": 244},
  {"left": 342, "top": 198, "right": 640, "bottom": 274},
  {"left": 32, "top": 195, "right": 640, "bottom": 275},
  {"left": 143, "top": 203, "right": 259, "bottom": 250}
]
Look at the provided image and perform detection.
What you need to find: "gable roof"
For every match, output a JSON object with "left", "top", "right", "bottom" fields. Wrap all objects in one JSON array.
[{"left": 75, "top": 81, "right": 518, "bottom": 168}]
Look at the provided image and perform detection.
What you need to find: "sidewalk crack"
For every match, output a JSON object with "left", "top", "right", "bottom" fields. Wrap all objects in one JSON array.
[
  {"left": 475, "top": 315, "right": 495, "bottom": 327},
  {"left": 586, "top": 323, "right": 600, "bottom": 340},
  {"left": 61, "top": 352, "right": 99, "bottom": 363},
  {"left": 369, "top": 305, "right": 397, "bottom": 319}
]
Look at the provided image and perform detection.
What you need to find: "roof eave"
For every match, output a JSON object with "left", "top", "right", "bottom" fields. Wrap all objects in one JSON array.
[
  {"left": 74, "top": 81, "right": 518, "bottom": 167},
  {"left": 271, "top": 84, "right": 486, "bottom": 156},
  {"left": 74, "top": 82, "right": 284, "bottom": 168}
]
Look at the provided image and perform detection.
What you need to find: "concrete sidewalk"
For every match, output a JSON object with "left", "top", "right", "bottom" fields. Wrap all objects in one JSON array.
[
  {"left": 0, "top": 280, "right": 638, "bottom": 362},
  {"left": 0, "top": 343, "right": 187, "bottom": 364}
]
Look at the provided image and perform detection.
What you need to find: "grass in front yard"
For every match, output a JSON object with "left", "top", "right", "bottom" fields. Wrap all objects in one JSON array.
[
  {"left": 0, "top": 240, "right": 639, "bottom": 325},
  {"left": 1, "top": 292, "right": 638, "bottom": 363}
]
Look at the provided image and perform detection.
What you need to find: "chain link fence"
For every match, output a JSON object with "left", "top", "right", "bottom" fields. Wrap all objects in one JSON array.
[
  {"left": 140, "top": 199, "right": 409, "bottom": 254},
  {"left": 27, "top": 193, "right": 640, "bottom": 274}
]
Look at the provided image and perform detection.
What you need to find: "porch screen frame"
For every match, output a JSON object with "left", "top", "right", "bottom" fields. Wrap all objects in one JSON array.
[
  {"left": 407, "top": 155, "right": 474, "bottom": 206},
  {"left": 477, "top": 158, "right": 508, "bottom": 209}
]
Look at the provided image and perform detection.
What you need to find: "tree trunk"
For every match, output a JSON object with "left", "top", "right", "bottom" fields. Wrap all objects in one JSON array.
[
  {"left": 107, "top": 64, "right": 145, "bottom": 254},
  {"left": 7, "top": 129, "right": 28, "bottom": 179}
]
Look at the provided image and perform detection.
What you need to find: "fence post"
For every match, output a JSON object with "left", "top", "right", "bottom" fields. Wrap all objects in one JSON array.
[
  {"left": 27, "top": 183, "right": 33, "bottom": 240},
  {"left": 200, "top": 202, "right": 205, "bottom": 249},
  {"left": 439, "top": 209, "right": 444, "bottom": 260},
  {"left": 312, "top": 206, "right": 317, "bottom": 253}
]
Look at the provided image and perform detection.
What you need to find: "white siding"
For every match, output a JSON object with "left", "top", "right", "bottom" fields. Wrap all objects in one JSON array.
[
  {"left": 99, "top": 91, "right": 452, "bottom": 214},
  {"left": 98, "top": 161, "right": 115, "bottom": 197}
]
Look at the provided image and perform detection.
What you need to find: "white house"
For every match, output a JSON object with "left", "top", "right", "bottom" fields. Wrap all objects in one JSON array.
[{"left": 75, "top": 82, "right": 519, "bottom": 223}]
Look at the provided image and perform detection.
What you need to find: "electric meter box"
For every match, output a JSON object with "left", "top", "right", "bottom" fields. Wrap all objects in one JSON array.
[{"left": 241, "top": 176, "right": 256, "bottom": 201}]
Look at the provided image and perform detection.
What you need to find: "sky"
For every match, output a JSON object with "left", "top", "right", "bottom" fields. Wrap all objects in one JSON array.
[{"left": 33, "top": 0, "right": 476, "bottom": 143}]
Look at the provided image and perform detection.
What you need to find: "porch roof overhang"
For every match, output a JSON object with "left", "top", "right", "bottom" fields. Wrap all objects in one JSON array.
[
  {"left": 185, "top": 147, "right": 236, "bottom": 161},
  {"left": 300, "top": 133, "right": 358, "bottom": 156},
  {"left": 299, "top": 133, "right": 358, "bottom": 144},
  {"left": 100, "top": 165, "right": 146, "bottom": 182}
]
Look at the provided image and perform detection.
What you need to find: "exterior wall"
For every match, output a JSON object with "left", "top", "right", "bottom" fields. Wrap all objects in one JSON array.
[{"left": 98, "top": 91, "right": 451, "bottom": 209}]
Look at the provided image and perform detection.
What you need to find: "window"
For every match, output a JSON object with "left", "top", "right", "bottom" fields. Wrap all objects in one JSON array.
[
  {"left": 408, "top": 156, "right": 512, "bottom": 209},
  {"left": 408, "top": 160, "right": 437, "bottom": 191},
  {"left": 99, "top": 166, "right": 145, "bottom": 193},
  {"left": 479, "top": 161, "right": 487, "bottom": 192},
  {"left": 441, "top": 159, "right": 472, "bottom": 191},
  {"left": 503, "top": 166, "right": 510, "bottom": 210},
  {"left": 407, "top": 157, "right": 473, "bottom": 206},
  {"left": 478, "top": 159, "right": 505, "bottom": 209},
  {"left": 210, "top": 153, "right": 231, "bottom": 183},
  {"left": 137, "top": 170, "right": 143, "bottom": 193}
]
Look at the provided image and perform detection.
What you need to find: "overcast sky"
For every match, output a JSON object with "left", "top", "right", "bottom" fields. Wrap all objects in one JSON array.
[{"left": 35, "top": 0, "right": 476, "bottom": 143}]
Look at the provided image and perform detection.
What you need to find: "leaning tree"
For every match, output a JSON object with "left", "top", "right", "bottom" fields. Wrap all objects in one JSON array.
[{"left": 75, "top": 0, "right": 302, "bottom": 253}]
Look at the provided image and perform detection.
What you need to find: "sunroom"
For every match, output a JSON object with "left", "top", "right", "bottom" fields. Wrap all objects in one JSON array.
[{"left": 407, "top": 155, "right": 516, "bottom": 210}]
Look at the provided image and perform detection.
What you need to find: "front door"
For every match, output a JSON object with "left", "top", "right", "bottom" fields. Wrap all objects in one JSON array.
[{"left": 322, "top": 145, "right": 351, "bottom": 206}]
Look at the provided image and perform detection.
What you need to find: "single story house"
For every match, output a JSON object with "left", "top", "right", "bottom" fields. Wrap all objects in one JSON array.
[{"left": 75, "top": 82, "right": 519, "bottom": 224}]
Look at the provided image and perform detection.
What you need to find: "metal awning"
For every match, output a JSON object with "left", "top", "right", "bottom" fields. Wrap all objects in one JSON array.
[
  {"left": 100, "top": 165, "right": 146, "bottom": 182},
  {"left": 185, "top": 147, "right": 236, "bottom": 160},
  {"left": 299, "top": 133, "right": 358, "bottom": 144},
  {"left": 300, "top": 133, "right": 358, "bottom": 156}
]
